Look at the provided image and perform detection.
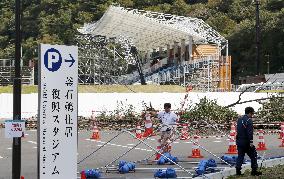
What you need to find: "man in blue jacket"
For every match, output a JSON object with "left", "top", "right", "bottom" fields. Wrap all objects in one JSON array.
[{"left": 236, "top": 107, "right": 262, "bottom": 176}]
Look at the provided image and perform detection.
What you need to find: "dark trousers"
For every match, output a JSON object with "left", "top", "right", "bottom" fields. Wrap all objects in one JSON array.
[{"left": 236, "top": 144, "right": 258, "bottom": 170}]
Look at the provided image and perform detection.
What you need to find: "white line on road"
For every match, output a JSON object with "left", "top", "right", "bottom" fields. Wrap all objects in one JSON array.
[
  {"left": 28, "top": 140, "right": 37, "bottom": 145},
  {"left": 86, "top": 139, "right": 152, "bottom": 152},
  {"left": 33, "top": 147, "right": 37, "bottom": 149},
  {"left": 184, "top": 142, "right": 192, "bottom": 144},
  {"left": 0, "top": 156, "right": 3, "bottom": 159},
  {"left": 213, "top": 141, "right": 222, "bottom": 143},
  {"left": 7, "top": 148, "right": 12, "bottom": 150}
]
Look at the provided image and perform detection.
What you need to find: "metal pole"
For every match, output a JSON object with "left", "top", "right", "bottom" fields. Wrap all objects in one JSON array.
[
  {"left": 255, "top": 0, "right": 261, "bottom": 75},
  {"left": 12, "top": 0, "right": 22, "bottom": 178},
  {"left": 77, "top": 131, "right": 124, "bottom": 165},
  {"left": 105, "top": 133, "right": 154, "bottom": 169},
  {"left": 266, "top": 54, "right": 270, "bottom": 74},
  {"left": 123, "top": 130, "right": 194, "bottom": 176}
]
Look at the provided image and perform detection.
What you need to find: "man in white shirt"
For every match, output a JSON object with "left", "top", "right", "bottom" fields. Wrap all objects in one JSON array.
[{"left": 157, "top": 103, "right": 178, "bottom": 153}]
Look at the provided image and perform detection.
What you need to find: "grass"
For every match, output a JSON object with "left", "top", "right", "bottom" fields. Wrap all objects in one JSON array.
[
  {"left": 227, "top": 164, "right": 284, "bottom": 179},
  {"left": 0, "top": 85, "right": 186, "bottom": 93}
]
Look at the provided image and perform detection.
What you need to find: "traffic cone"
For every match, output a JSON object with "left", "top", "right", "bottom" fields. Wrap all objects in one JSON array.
[
  {"left": 230, "top": 122, "right": 236, "bottom": 136},
  {"left": 166, "top": 139, "right": 172, "bottom": 153},
  {"left": 188, "top": 135, "right": 203, "bottom": 158},
  {"left": 279, "top": 122, "right": 284, "bottom": 139},
  {"left": 279, "top": 136, "right": 284, "bottom": 147},
  {"left": 143, "top": 113, "right": 153, "bottom": 137},
  {"left": 226, "top": 131, "right": 237, "bottom": 154},
  {"left": 155, "top": 139, "right": 162, "bottom": 160},
  {"left": 256, "top": 130, "right": 267, "bottom": 151},
  {"left": 81, "top": 171, "right": 86, "bottom": 179},
  {"left": 21, "top": 176, "right": 24, "bottom": 179},
  {"left": 90, "top": 124, "right": 100, "bottom": 140},
  {"left": 136, "top": 124, "right": 142, "bottom": 139},
  {"left": 180, "top": 125, "right": 189, "bottom": 140}
]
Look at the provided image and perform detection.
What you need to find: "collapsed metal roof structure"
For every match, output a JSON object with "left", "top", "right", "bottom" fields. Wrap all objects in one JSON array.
[
  {"left": 77, "top": 5, "right": 231, "bottom": 91},
  {"left": 78, "top": 5, "right": 227, "bottom": 51}
]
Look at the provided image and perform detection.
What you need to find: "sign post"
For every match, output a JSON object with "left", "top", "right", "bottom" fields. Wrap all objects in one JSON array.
[{"left": 38, "top": 44, "right": 78, "bottom": 179}]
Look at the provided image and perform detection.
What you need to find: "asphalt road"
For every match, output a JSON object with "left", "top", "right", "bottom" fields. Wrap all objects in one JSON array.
[{"left": 0, "top": 129, "right": 283, "bottom": 179}]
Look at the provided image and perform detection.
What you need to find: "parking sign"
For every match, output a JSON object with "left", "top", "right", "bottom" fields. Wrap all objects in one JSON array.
[{"left": 38, "top": 44, "right": 78, "bottom": 179}]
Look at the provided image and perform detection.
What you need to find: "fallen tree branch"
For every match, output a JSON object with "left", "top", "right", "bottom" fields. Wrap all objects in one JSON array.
[{"left": 225, "top": 96, "right": 284, "bottom": 108}]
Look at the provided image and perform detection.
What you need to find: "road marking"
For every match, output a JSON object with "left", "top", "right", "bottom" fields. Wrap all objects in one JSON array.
[
  {"left": 0, "top": 156, "right": 3, "bottom": 159},
  {"left": 33, "top": 147, "right": 37, "bottom": 149},
  {"left": 28, "top": 140, "right": 37, "bottom": 145},
  {"left": 173, "top": 141, "right": 179, "bottom": 144},
  {"left": 213, "top": 141, "right": 222, "bottom": 143},
  {"left": 184, "top": 142, "right": 192, "bottom": 144},
  {"left": 216, "top": 138, "right": 222, "bottom": 140},
  {"left": 7, "top": 148, "right": 12, "bottom": 150},
  {"left": 87, "top": 139, "right": 152, "bottom": 152}
]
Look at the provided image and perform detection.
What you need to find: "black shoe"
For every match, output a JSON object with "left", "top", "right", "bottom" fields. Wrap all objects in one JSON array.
[{"left": 251, "top": 170, "right": 262, "bottom": 176}]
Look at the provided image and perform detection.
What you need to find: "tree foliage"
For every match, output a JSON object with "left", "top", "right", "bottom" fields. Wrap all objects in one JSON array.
[
  {"left": 181, "top": 97, "right": 238, "bottom": 124},
  {"left": 256, "top": 94, "right": 284, "bottom": 122},
  {"left": 0, "top": 0, "right": 283, "bottom": 80}
]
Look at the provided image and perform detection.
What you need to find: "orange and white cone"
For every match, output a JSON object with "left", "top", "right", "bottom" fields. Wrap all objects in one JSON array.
[
  {"left": 90, "top": 124, "right": 100, "bottom": 140},
  {"left": 230, "top": 122, "right": 236, "bottom": 136},
  {"left": 188, "top": 135, "right": 203, "bottom": 158},
  {"left": 180, "top": 125, "right": 189, "bottom": 140},
  {"left": 256, "top": 130, "right": 267, "bottom": 151},
  {"left": 226, "top": 131, "right": 237, "bottom": 154},
  {"left": 166, "top": 139, "right": 172, "bottom": 153},
  {"left": 155, "top": 139, "right": 162, "bottom": 160},
  {"left": 135, "top": 125, "right": 143, "bottom": 139},
  {"left": 279, "top": 122, "right": 284, "bottom": 139},
  {"left": 143, "top": 113, "right": 153, "bottom": 137},
  {"left": 279, "top": 136, "right": 284, "bottom": 147}
]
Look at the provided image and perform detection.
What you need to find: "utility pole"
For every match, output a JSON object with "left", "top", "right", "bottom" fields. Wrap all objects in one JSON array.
[
  {"left": 255, "top": 0, "right": 261, "bottom": 75},
  {"left": 12, "top": 0, "right": 22, "bottom": 178},
  {"left": 130, "top": 46, "right": 146, "bottom": 85},
  {"left": 265, "top": 54, "right": 270, "bottom": 74}
]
